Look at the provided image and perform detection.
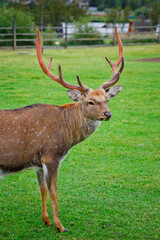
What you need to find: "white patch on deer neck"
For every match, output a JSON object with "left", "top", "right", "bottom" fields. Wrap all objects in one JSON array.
[{"left": 88, "top": 120, "right": 101, "bottom": 133}]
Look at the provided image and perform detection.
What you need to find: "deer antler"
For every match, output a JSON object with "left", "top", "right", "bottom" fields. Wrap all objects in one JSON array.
[
  {"left": 34, "top": 29, "right": 88, "bottom": 92},
  {"left": 100, "top": 26, "right": 124, "bottom": 90}
]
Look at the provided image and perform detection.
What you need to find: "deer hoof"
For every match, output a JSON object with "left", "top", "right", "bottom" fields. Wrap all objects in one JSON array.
[
  {"left": 56, "top": 227, "right": 68, "bottom": 232},
  {"left": 44, "top": 221, "right": 53, "bottom": 226}
]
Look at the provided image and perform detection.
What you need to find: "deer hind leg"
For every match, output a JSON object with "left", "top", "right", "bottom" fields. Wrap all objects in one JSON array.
[
  {"left": 41, "top": 156, "right": 68, "bottom": 232},
  {"left": 36, "top": 169, "right": 52, "bottom": 226}
]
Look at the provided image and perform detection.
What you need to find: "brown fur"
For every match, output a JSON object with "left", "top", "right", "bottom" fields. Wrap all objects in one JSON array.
[
  {"left": 0, "top": 76, "right": 123, "bottom": 233},
  {"left": 0, "top": 89, "right": 113, "bottom": 232}
]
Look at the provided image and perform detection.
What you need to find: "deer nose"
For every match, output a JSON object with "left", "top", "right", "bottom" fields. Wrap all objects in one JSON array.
[{"left": 104, "top": 112, "right": 112, "bottom": 119}]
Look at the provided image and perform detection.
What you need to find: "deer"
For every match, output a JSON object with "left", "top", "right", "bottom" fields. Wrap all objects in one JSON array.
[{"left": 0, "top": 26, "right": 124, "bottom": 232}]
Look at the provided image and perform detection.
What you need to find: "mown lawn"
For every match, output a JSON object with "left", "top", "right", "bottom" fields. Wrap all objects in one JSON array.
[{"left": 0, "top": 44, "right": 160, "bottom": 240}]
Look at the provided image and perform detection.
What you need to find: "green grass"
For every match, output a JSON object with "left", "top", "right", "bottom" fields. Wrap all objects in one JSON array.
[{"left": 0, "top": 44, "right": 160, "bottom": 240}]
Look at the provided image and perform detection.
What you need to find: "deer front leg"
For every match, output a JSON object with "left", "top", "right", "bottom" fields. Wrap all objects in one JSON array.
[
  {"left": 36, "top": 169, "right": 52, "bottom": 226},
  {"left": 42, "top": 156, "right": 68, "bottom": 232}
]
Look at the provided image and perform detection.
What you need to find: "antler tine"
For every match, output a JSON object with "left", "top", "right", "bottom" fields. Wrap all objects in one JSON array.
[
  {"left": 119, "top": 56, "right": 124, "bottom": 73},
  {"left": 100, "top": 59, "right": 124, "bottom": 89},
  {"left": 48, "top": 57, "right": 52, "bottom": 70},
  {"left": 77, "top": 76, "right": 88, "bottom": 92},
  {"left": 99, "top": 26, "right": 124, "bottom": 90},
  {"left": 34, "top": 29, "right": 85, "bottom": 92}
]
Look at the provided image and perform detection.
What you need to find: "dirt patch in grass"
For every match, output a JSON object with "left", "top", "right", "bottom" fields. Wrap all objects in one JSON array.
[{"left": 133, "top": 58, "right": 160, "bottom": 62}]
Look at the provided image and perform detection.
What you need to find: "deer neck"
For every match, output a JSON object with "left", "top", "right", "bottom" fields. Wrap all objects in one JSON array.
[
  {"left": 79, "top": 102, "right": 101, "bottom": 134},
  {"left": 61, "top": 103, "right": 101, "bottom": 148}
]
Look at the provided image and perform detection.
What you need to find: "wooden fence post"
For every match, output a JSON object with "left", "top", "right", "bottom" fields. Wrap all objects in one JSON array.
[
  {"left": 13, "top": 15, "right": 16, "bottom": 50},
  {"left": 65, "top": 22, "right": 68, "bottom": 49},
  {"left": 113, "top": 19, "right": 116, "bottom": 46},
  {"left": 158, "top": 19, "right": 160, "bottom": 44}
]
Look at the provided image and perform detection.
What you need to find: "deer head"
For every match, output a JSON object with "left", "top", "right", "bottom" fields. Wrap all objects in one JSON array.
[{"left": 34, "top": 26, "right": 124, "bottom": 121}]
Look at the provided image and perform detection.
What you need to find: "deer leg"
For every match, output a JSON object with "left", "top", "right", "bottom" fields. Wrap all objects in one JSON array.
[
  {"left": 42, "top": 157, "right": 68, "bottom": 232},
  {"left": 36, "top": 169, "right": 52, "bottom": 226}
]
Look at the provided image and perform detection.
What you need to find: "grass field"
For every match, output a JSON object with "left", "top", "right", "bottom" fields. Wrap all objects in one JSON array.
[{"left": 0, "top": 44, "right": 160, "bottom": 240}]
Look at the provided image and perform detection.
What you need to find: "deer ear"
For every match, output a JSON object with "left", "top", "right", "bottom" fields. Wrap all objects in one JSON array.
[
  {"left": 67, "top": 89, "right": 82, "bottom": 102},
  {"left": 106, "top": 85, "right": 123, "bottom": 99}
]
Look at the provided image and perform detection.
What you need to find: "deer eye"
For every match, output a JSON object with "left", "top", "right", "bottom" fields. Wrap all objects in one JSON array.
[{"left": 88, "top": 101, "right": 95, "bottom": 106}]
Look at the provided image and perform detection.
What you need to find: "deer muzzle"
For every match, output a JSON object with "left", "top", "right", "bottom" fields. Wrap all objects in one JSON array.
[{"left": 104, "top": 112, "right": 112, "bottom": 120}]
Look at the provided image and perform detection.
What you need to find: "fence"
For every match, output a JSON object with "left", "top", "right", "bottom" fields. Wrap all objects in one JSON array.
[{"left": 0, "top": 23, "right": 160, "bottom": 50}]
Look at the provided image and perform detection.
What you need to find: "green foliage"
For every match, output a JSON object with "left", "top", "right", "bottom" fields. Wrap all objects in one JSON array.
[
  {"left": 128, "top": 0, "right": 141, "bottom": 11},
  {"left": 67, "top": 19, "right": 104, "bottom": 46},
  {"left": 97, "top": 1, "right": 110, "bottom": 11},
  {"left": 121, "top": 38, "right": 158, "bottom": 44},
  {"left": 135, "top": 6, "right": 151, "bottom": 18},
  {"left": 6, "top": 0, "right": 33, "bottom": 13},
  {"left": 0, "top": 7, "right": 35, "bottom": 46},
  {"left": 89, "top": 0, "right": 158, "bottom": 10},
  {"left": 115, "top": 0, "right": 122, "bottom": 8},
  {"left": 34, "top": 0, "right": 86, "bottom": 26},
  {"left": 150, "top": 1, "right": 160, "bottom": 25},
  {"left": 0, "top": 44, "right": 160, "bottom": 239},
  {"left": 90, "top": 0, "right": 160, "bottom": 25},
  {"left": 0, "top": 0, "right": 9, "bottom": 8},
  {"left": 105, "top": 7, "right": 121, "bottom": 23},
  {"left": 15, "top": 10, "right": 35, "bottom": 30},
  {"left": 0, "top": 0, "right": 86, "bottom": 28},
  {"left": 123, "top": 6, "right": 132, "bottom": 21},
  {"left": 43, "top": 24, "right": 56, "bottom": 46},
  {"left": 0, "top": 6, "right": 34, "bottom": 30},
  {"left": 0, "top": 0, "right": 160, "bottom": 32},
  {"left": 0, "top": 7, "right": 14, "bottom": 28}
]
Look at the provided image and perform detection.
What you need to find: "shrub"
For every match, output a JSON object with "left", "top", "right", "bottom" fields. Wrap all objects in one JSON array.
[
  {"left": 67, "top": 20, "right": 104, "bottom": 46},
  {"left": 134, "top": 7, "right": 151, "bottom": 19},
  {"left": 0, "top": 7, "right": 35, "bottom": 47},
  {"left": 43, "top": 24, "right": 56, "bottom": 46}
]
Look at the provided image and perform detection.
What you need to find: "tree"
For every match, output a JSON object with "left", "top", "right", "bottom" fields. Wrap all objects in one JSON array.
[
  {"left": 135, "top": 7, "right": 151, "bottom": 19},
  {"left": 0, "top": 7, "right": 35, "bottom": 28},
  {"left": 115, "top": 0, "right": 122, "bottom": 9},
  {"left": 89, "top": 0, "right": 100, "bottom": 8},
  {"left": 96, "top": 0, "right": 110, "bottom": 11},
  {"left": 123, "top": 6, "right": 132, "bottom": 21},
  {"left": 0, "top": 0, "right": 9, "bottom": 7},
  {"left": 0, "top": 7, "right": 35, "bottom": 46},
  {"left": 7, "top": 0, "right": 33, "bottom": 12},
  {"left": 121, "top": 0, "right": 128, "bottom": 9},
  {"left": 150, "top": 0, "right": 160, "bottom": 25},
  {"left": 128, "top": 0, "right": 141, "bottom": 11},
  {"left": 106, "top": 7, "right": 121, "bottom": 23},
  {"left": 34, "top": 0, "right": 87, "bottom": 26}
]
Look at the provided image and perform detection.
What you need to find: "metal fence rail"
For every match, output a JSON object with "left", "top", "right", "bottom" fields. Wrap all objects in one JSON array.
[{"left": 0, "top": 24, "right": 159, "bottom": 49}]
